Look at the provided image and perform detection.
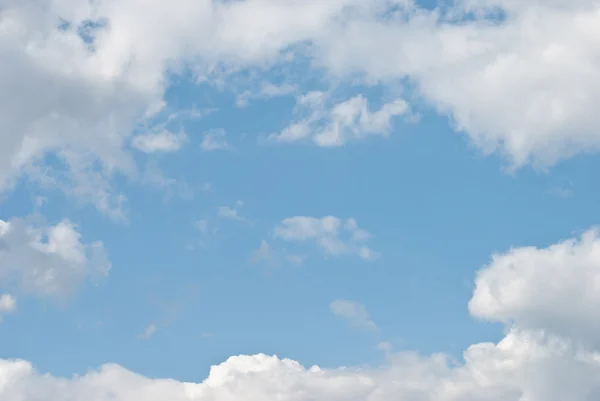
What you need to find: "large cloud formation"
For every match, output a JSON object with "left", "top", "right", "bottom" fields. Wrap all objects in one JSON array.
[
  {"left": 2, "top": 0, "right": 600, "bottom": 218},
  {"left": 3, "top": 229, "right": 600, "bottom": 400}
]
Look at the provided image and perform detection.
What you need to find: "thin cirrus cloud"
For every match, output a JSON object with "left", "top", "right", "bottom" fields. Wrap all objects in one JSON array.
[
  {"left": 274, "top": 216, "right": 378, "bottom": 260},
  {"left": 4, "top": 230, "right": 600, "bottom": 399},
  {"left": 469, "top": 228, "right": 600, "bottom": 348}
]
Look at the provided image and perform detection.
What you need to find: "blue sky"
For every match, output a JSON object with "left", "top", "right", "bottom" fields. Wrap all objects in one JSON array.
[{"left": 3, "top": 1, "right": 600, "bottom": 400}]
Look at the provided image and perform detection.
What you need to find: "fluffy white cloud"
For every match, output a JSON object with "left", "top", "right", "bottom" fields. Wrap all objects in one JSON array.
[
  {"left": 4, "top": 228, "right": 600, "bottom": 399},
  {"left": 251, "top": 240, "right": 304, "bottom": 269},
  {"left": 0, "top": 294, "right": 16, "bottom": 312},
  {"left": 0, "top": 217, "right": 110, "bottom": 300},
  {"left": 469, "top": 228, "right": 600, "bottom": 347},
  {"left": 0, "top": 1, "right": 145, "bottom": 211},
  {"left": 274, "top": 216, "right": 377, "bottom": 260},
  {"left": 271, "top": 93, "right": 410, "bottom": 146},
  {"left": 315, "top": 2, "right": 600, "bottom": 168},
  {"left": 2, "top": 331, "right": 600, "bottom": 401},
  {"left": 330, "top": 299, "right": 378, "bottom": 331}
]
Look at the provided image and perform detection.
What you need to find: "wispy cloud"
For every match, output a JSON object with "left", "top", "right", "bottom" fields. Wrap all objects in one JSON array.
[
  {"left": 201, "top": 129, "right": 233, "bottom": 152},
  {"left": 274, "top": 216, "right": 378, "bottom": 260},
  {"left": 217, "top": 200, "right": 246, "bottom": 221},
  {"left": 330, "top": 299, "right": 378, "bottom": 332},
  {"left": 269, "top": 92, "right": 409, "bottom": 146},
  {"left": 0, "top": 294, "right": 16, "bottom": 321},
  {"left": 139, "top": 323, "right": 158, "bottom": 340},
  {"left": 251, "top": 240, "right": 304, "bottom": 269}
]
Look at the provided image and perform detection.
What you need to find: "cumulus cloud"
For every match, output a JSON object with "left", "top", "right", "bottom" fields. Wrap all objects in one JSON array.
[
  {"left": 469, "top": 228, "right": 600, "bottom": 348},
  {"left": 2, "top": 331, "right": 600, "bottom": 401},
  {"left": 274, "top": 216, "right": 377, "bottom": 260},
  {"left": 316, "top": 2, "right": 600, "bottom": 168},
  {"left": 271, "top": 93, "right": 410, "bottom": 146},
  {"left": 330, "top": 299, "right": 378, "bottom": 331},
  {"left": 0, "top": 217, "right": 110, "bottom": 300}
]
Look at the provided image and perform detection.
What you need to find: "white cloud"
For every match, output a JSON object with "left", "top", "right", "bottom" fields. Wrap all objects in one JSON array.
[
  {"left": 236, "top": 82, "right": 297, "bottom": 108},
  {"left": 0, "top": 217, "right": 110, "bottom": 300},
  {"left": 314, "top": 2, "right": 600, "bottom": 168},
  {"left": 469, "top": 228, "right": 600, "bottom": 348},
  {"left": 3, "top": 0, "right": 599, "bottom": 215},
  {"left": 274, "top": 216, "right": 377, "bottom": 260},
  {"left": 0, "top": 294, "right": 16, "bottom": 312},
  {"left": 0, "top": 294, "right": 16, "bottom": 321},
  {"left": 4, "top": 228, "right": 600, "bottom": 399},
  {"left": 139, "top": 323, "right": 158, "bottom": 340},
  {"left": 201, "top": 129, "right": 233, "bottom": 152},
  {"left": 271, "top": 93, "right": 410, "bottom": 147},
  {"left": 217, "top": 207, "right": 239, "bottom": 220},
  {"left": 330, "top": 299, "right": 378, "bottom": 331},
  {"left": 132, "top": 130, "right": 187, "bottom": 153},
  {"left": 3, "top": 331, "right": 600, "bottom": 401},
  {"left": 217, "top": 200, "right": 246, "bottom": 221},
  {"left": 251, "top": 240, "right": 304, "bottom": 269}
]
